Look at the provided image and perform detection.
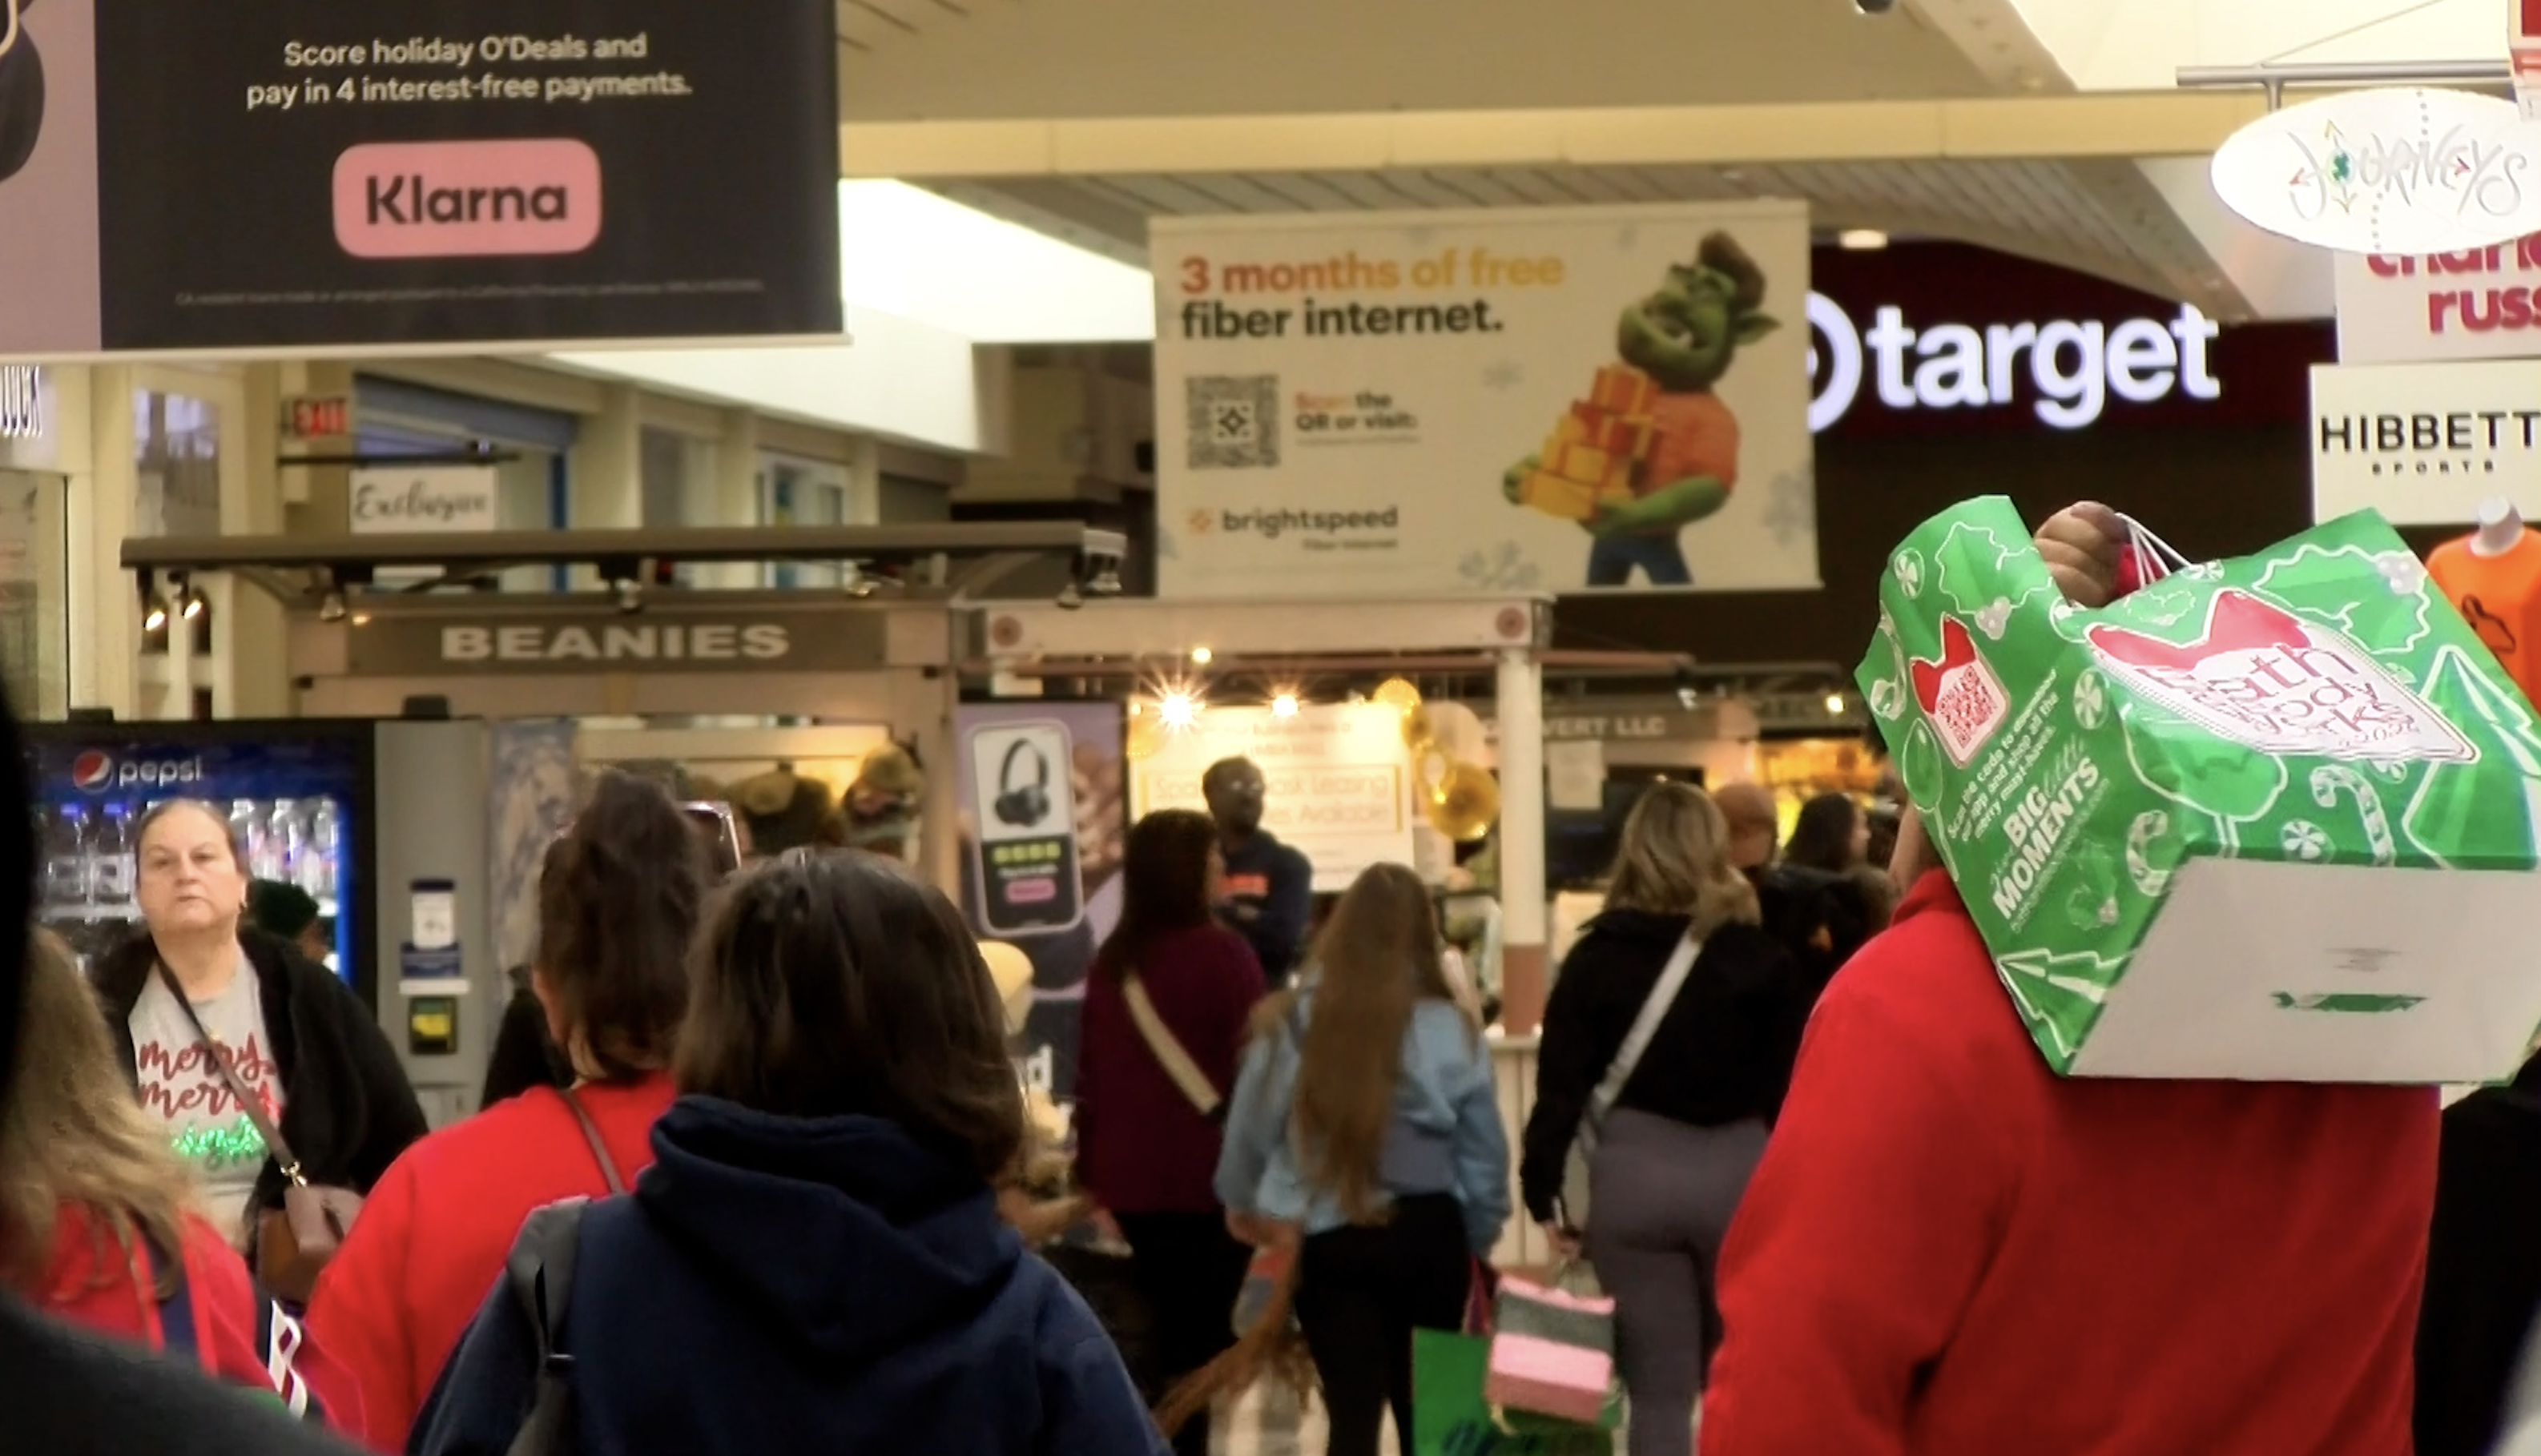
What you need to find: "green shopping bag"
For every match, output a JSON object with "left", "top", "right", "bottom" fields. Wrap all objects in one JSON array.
[
  {"left": 1858, "top": 496, "right": 2541, "bottom": 1084},
  {"left": 1412, "top": 1329, "right": 1617, "bottom": 1456}
]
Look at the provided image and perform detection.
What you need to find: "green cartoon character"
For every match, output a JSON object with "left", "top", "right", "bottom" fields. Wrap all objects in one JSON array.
[{"left": 1503, "top": 232, "right": 1779, "bottom": 587}]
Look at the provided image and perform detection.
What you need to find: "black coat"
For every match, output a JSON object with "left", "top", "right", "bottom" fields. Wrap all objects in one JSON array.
[
  {"left": 1519, "top": 910, "right": 1808, "bottom": 1225},
  {"left": 95, "top": 927, "right": 429, "bottom": 1225},
  {"left": 2415, "top": 1053, "right": 2541, "bottom": 1456}
]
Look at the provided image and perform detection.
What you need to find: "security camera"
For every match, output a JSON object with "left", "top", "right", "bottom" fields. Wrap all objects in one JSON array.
[{"left": 1853, "top": 0, "right": 1897, "bottom": 12}]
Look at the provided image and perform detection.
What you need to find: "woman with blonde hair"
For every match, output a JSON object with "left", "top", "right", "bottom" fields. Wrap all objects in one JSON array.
[
  {"left": 1520, "top": 782, "right": 1807, "bottom": 1456},
  {"left": 0, "top": 931, "right": 359, "bottom": 1428},
  {"left": 1217, "top": 863, "right": 1510, "bottom": 1456}
]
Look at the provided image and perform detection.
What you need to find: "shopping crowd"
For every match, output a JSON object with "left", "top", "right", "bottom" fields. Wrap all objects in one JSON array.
[{"left": 0, "top": 501, "right": 2535, "bottom": 1454}]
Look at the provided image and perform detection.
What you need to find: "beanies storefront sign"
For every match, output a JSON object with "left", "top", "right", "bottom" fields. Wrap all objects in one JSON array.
[{"left": 1808, "top": 243, "right": 2330, "bottom": 438}]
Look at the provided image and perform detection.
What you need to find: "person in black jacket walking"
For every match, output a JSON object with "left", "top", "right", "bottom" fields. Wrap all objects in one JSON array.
[
  {"left": 92, "top": 801, "right": 427, "bottom": 1298},
  {"left": 1522, "top": 782, "right": 1807, "bottom": 1456},
  {"left": 2416, "top": 1044, "right": 2541, "bottom": 1456}
]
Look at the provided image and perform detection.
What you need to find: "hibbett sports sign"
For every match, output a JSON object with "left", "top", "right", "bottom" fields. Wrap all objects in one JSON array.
[{"left": 2311, "top": 358, "right": 2541, "bottom": 525}]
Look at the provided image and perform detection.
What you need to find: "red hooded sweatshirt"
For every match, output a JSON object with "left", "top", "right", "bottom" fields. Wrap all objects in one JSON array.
[
  {"left": 34, "top": 1205, "right": 363, "bottom": 1433},
  {"left": 1704, "top": 871, "right": 2437, "bottom": 1456},
  {"left": 307, "top": 1075, "right": 674, "bottom": 1453}
]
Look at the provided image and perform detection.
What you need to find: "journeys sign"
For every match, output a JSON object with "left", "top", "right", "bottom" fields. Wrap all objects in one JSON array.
[
  {"left": 340, "top": 606, "right": 887, "bottom": 675},
  {"left": 0, "top": 0, "right": 840, "bottom": 358}
]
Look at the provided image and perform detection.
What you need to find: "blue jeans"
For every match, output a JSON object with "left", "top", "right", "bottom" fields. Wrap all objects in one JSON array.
[{"left": 1587, "top": 533, "right": 1693, "bottom": 588}]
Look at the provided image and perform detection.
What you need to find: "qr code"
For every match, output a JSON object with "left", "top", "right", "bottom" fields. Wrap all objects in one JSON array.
[{"left": 1186, "top": 376, "right": 1280, "bottom": 470}]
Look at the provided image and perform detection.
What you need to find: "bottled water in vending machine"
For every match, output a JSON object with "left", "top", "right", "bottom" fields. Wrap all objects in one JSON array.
[
  {"left": 42, "top": 804, "right": 90, "bottom": 907},
  {"left": 90, "top": 802, "right": 135, "bottom": 906},
  {"left": 298, "top": 798, "right": 340, "bottom": 903}
]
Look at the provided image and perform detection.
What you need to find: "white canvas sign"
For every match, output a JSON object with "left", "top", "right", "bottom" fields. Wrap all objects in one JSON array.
[
  {"left": 2311, "top": 359, "right": 2541, "bottom": 524},
  {"left": 2213, "top": 88, "right": 2541, "bottom": 255},
  {"left": 349, "top": 465, "right": 499, "bottom": 535},
  {"left": 1153, "top": 203, "right": 1815, "bottom": 597},
  {"left": 1130, "top": 704, "right": 1414, "bottom": 892}
]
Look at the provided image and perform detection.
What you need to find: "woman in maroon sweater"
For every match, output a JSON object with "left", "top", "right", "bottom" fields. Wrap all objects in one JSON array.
[{"left": 1074, "top": 809, "right": 1266, "bottom": 1456}]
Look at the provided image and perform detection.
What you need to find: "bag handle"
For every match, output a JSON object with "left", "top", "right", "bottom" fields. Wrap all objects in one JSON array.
[
  {"left": 558, "top": 1087, "right": 626, "bottom": 1196},
  {"left": 1121, "top": 971, "right": 1226, "bottom": 1122},
  {"left": 2118, "top": 513, "right": 2192, "bottom": 584},
  {"left": 152, "top": 960, "right": 304, "bottom": 1186}
]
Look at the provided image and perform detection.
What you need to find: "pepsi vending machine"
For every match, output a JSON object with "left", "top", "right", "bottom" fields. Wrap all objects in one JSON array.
[{"left": 23, "top": 718, "right": 501, "bottom": 1128}]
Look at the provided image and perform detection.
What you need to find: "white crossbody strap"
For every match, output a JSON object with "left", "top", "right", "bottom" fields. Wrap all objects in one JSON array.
[
  {"left": 1122, "top": 972, "right": 1223, "bottom": 1120},
  {"left": 1589, "top": 930, "right": 1704, "bottom": 1130}
]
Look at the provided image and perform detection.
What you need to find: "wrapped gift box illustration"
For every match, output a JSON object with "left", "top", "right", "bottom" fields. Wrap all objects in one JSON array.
[
  {"left": 1859, "top": 495, "right": 2541, "bottom": 1084},
  {"left": 1518, "top": 368, "right": 1659, "bottom": 523}
]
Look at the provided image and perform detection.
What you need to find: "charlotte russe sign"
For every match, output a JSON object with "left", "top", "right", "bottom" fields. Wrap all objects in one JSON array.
[
  {"left": 2310, "top": 358, "right": 2541, "bottom": 525},
  {"left": 2334, "top": 233, "right": 2541, "bottom": 364},
  {"left": 1807, "top": 292, "right": 2220, "bottom": 432},
  {"left": 2212, "top": 88, "right": 2541, "bottom": 255}
]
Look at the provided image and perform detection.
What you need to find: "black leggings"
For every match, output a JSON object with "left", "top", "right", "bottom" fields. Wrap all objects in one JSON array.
[
  {"left": 1116, "top": 1211, "right": 1254, "bottom": 1456},
  {"left": 1294, "top": 1193, "right": 1473, "bottom": 1456}
]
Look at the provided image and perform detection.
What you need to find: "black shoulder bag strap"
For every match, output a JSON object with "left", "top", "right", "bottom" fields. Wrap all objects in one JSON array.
[
  {"left": 151, "top": 959, "right": 304, "bottom": 1185},
  {"left": 558, "top": 1088, "right": 627, "bottom": 1195}
]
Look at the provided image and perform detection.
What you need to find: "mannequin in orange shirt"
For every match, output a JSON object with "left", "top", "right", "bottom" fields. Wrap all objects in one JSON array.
[{"left": 2426, "top": 500, "right": 2541, "bottom": 710}]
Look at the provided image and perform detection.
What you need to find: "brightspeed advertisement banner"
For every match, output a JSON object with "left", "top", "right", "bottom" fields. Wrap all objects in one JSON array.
[
  {"left": 1153, "top": 203, "right": 1816, "bottom": 597},
  {"left": 0, "top": 0, "right": 840, "bottom": 358}
]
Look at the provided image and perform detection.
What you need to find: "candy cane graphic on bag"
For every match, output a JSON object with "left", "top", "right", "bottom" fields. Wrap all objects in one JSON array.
[{"left": 2311, "top": 765, "right": 2398, "bottom": 867}]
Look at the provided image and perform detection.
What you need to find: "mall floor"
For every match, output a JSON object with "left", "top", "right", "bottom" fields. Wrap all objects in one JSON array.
[{"left": 1217, "top": 1386, "right": 1686, "bottom": 1453}]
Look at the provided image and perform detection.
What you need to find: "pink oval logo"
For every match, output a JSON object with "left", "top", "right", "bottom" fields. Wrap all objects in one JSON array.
[{"left": 332, "top": 139, "right": 602, "bottom": 259}]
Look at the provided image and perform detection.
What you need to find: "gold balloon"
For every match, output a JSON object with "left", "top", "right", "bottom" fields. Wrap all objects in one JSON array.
[
  {"left": 1400, "top": 704, "right": 1437, "bottom": 753},
  {"left": 1426, "top": 761, "right": 1500, "bottom": 843},
  {"left": 1125, "top": 714, "right": 1165, "bottom": 762},
  {"left": 1373, "top": 678, "right": 1423, "bottom": 714}
]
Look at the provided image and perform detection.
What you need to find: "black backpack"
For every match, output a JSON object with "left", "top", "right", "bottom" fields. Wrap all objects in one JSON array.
[{"left": 504, "top": 1199, "right": 592, "bottom": 1456}]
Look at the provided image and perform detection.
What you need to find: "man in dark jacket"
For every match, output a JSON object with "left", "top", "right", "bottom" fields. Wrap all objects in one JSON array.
[
  {"left": 0, "top": 689, "right": 358, "bottom": 1452},
  {"left": 1204, "top": 758, "right": 1313, "bottom": 987},
  {"left": 2417, "top": 1045, "right": 2541, "bottom": 1456},
  {"left": 1713, "top": 782, "right": 1865, "bottom": 999}
]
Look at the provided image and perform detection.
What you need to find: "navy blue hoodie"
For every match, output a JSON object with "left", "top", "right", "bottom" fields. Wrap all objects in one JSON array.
[{"left": 409, "top": 1096, "right": 1164, "bottom": 1456}]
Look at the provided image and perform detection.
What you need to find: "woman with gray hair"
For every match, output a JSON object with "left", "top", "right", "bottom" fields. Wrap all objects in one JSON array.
[{"left": 1520, "top": 782, "right": 1809, "bottom": 1456}]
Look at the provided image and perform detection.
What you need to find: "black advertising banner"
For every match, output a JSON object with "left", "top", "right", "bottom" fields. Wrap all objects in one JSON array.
[{"left": 0, "top": 0, "right": 840, "bottom": 357}]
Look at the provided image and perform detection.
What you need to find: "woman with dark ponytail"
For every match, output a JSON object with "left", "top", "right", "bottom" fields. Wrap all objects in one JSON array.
[{"left": 306, "top": 770, "right": 707, "bottom": 1452}]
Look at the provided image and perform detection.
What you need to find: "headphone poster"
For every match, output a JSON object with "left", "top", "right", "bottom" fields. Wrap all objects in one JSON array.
[
  {"left": 1151, "top": 202, "right": 1817, "bottom": 597},
  {"left": 954, "top": 702, "right": 1125, "bottom": 1100},
  {"left": 0, "top": 0, "right": 838, "bottom": 358}
]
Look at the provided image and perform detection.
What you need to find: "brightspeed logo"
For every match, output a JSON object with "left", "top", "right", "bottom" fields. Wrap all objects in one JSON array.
[
  {"left": 1807, "top": 292, "right": 2222, "bottom": 432},
  {"left": 1216, "top": 506, "right": 1399, "bottom": 541}
]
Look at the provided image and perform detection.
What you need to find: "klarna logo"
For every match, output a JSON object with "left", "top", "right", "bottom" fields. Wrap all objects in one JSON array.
[{"left": 332, "top": 139, "right": 602, "bottom": 259}]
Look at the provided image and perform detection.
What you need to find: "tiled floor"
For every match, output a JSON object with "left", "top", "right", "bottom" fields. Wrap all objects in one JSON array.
[{"left": 1214, "top": 1386, "right": 1681, "bottom": 1454}]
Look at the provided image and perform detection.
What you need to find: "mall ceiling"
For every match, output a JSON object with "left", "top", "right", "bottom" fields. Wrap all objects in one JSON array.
[{"left": 833, "top": 0, "right": 2273, "bottom": 316}]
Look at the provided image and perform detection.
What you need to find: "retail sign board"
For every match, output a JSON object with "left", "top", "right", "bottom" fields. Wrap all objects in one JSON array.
[
  {"left": 1152, "top": 203, "right": 1816, "bottom": 597},
  {"left": 341, "top": 605, "right": 888, "bottom": 676},
  {"left": 2211, "top": 88, "right": 2541, "bottom": 256},
  {"left": 2333, "top": 233, "right": 2541, "bottom": 364},
  {"left": 2517, "top": 0, "right": 2541, "bottom": 120},
  {"left": 0, "top": 0, "right": 840, "bottom": 360},
  {"left": 348, "top": 465, "right": 498, "bottom": 535},
  {"left": 2310, "top": 358, "right": 2541, "bottom": 525},
  {"left": 282, "top": 395, "right": 351, "bottom": 439},
  {"left": 1130, "top": 704, "right": 1415, "bottom": 894}
]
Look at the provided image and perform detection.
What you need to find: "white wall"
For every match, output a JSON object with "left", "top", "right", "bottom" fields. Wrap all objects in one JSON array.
[{"left": 2010, "top": 0, "right": 2501, "bottom": 91}]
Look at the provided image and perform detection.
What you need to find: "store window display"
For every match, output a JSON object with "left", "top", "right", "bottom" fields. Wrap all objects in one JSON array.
[{"left": 2426, "top": 499, "right": 2541, "bottom": 709}]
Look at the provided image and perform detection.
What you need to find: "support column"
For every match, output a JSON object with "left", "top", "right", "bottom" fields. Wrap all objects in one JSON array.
[
  {"left": 1495, "top": 647, "right": 1548, "bottom": 1035},
  {"left": 70, "top": 367, "right": 139, "bottom": 720},
  {"left": 712, "top": 408, "right": 759, "bottom": 588},
  {"left": 568, "top": 384, "right": 641, "bottom": 589},
  {"left": 228, "top": 364, "right": 291, "bottom": 718}
]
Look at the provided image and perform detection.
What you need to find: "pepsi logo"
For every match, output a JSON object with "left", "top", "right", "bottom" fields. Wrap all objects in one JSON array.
[{"left": 70, "top": 752, "right": 113, "bottom": 793}]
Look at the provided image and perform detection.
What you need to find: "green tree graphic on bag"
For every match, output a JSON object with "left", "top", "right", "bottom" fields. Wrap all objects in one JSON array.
[{"left": 1858, "top": 497, "right": 2541, "bottom": 1084}]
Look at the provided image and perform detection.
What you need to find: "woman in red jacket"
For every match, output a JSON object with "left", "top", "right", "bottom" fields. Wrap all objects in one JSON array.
[
  {"left": 307, "top": 771, "right": 707, "bottom": 1452},
  {"left": 1074, "top": 809, "right": 1266, "bottom": 1456},
  {"left": 1, "top": 931, "right": 359, "bottom": 1430}
]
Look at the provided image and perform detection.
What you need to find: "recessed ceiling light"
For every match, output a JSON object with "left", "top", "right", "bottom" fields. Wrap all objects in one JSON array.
[{"left": 1838, "top": 229, "right": 1890, "bottom": 251}]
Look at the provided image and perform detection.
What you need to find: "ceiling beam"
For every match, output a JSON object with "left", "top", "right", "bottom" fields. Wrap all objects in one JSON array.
[{"left": 841, "top": 92, "right": 2266, "bottom": 179}]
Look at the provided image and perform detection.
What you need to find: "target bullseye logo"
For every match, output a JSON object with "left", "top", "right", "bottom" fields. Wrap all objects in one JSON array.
[{"left": 70, "top": 750, "right": 112, "bottom": 793}]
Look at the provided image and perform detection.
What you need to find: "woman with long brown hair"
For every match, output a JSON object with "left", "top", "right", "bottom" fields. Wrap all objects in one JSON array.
[
  {"left": 1216, "top": 862, "right": 1510, "bottom": 1456},
  {"left": 1520, "top": 782, "right": 1806, "bottom": 1456},
  {"left": 2, "top": 931, "right": 359, "bottom": 1427}
]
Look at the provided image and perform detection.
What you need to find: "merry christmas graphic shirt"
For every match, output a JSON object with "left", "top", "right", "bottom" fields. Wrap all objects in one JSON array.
[{"left": 130, "top": 960, "right": 285, "bottom": 1238}]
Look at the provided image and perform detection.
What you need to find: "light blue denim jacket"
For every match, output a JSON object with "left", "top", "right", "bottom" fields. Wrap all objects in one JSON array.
[{"left": 1212, "top": 983, "right": 1512, "bottom": 1257}]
